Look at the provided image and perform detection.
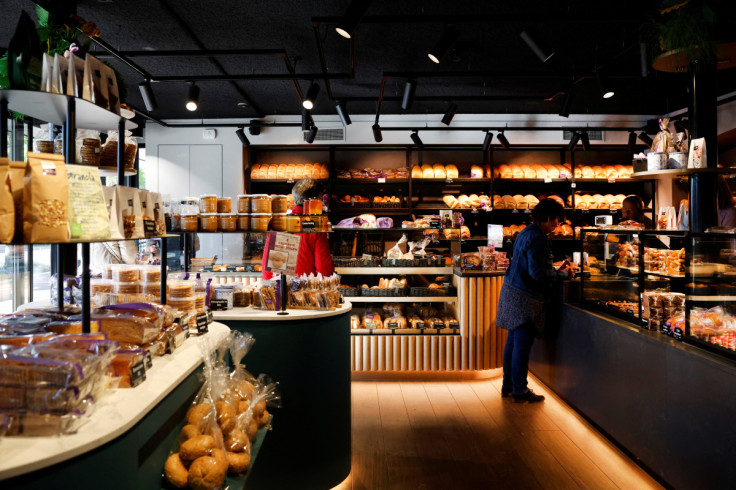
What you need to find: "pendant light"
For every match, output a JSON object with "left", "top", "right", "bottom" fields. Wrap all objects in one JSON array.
[
  {"left": 568, "top": 132, "right": 580, "bottom": 151},
  {"left": 401, "top": 79, "right": 417, "bottom": 111},
  {"left": 558, "top": 89, "right": 573, "bottom": 118},
  {"left": 336, "top": 101, "right": 352, "bottom": 126},
  {"left": 139, "top": 79, "right": 157, "bottom": 112},
  {"left": 441, "top": 103, "right": 458, "bottom": 126},
  {"left": 306, "top": 126, "right": 319, "bottom": 144},
  {"left": 581, "top": 131, "right": 591, "bottom": 151},
  {"left": 483, "top": 131, "right": 493, "bottom": 152},
  {"left": 428, "top": 25, "right": 460, "bottom": 64},
  {"left": 497, "top": 131, "right": 510, "bottom": 150},
  {"left": 301, "top": 108, "right": 314, "bottom": 131},
  {"left": 596, "top": 69, "right": 614, "bottom": 99},
  {"left": 372, "top": 123, "right": 383, "bottom": 143},
  {"left": 185, "top": 82, "right": 199, "bottom": 111},
  {"left": 303, "top": 82, "right": 320, "bottom": 110},
  {"left": 235, "top": 127, "right": 250, "bottom": 147},
  {"left": 410, "top": 131, "right": 423, "bottom": 148}
]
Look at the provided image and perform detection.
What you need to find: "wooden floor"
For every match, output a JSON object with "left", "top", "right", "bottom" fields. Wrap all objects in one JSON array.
[{"left": 333, "top": 374, "right": 662, "bottom": 490}]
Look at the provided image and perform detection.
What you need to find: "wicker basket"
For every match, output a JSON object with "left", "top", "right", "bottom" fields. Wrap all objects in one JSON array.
[
  {"left": 361, "top": 287, "right": 407, "bottom": 297},
  {"left": 409, "top": 286, "right": 457, "bottom": 297},
  {"left": 333, "top": 256, "right": 380, "bottom": 268},
  {"left": 339, "top": 287, "right": 361, "bottom": 297}
]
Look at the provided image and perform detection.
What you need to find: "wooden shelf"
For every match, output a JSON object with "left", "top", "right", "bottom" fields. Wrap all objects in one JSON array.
[
  {"left": 631, "top": 167, "right": 736, "bottom": 179},
  {"left": 349, "top": 296, "right": 457, "bottom": 303},
  {"left": 335, "top": 267, "right": 453, "bottom": 275},
  {"left": 686, "top": 295, "right": 736, "bottom": 302},
  {"left": 334, "top": 178, "right": 409, "bottom": 184},
  {"left": 0, "top": 89, "right": 136, "bottom": 131},
  {"left": 99, "top": 166, "right": 137, "bottom": 177}
]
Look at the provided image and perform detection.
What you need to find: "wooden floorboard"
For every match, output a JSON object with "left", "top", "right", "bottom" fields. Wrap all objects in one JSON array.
[{"left": 340, "top": 377, "right": 663, "bottom": 490}]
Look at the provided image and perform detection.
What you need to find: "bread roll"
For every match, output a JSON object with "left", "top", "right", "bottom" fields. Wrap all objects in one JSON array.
[
  {"left": 187, "top": 403, "right": 212, "bottom": 426},
  {"left": 532, "top": 165, "right": 547, "bottom": 178},
  {"left": 250, "top": 164, "right": 261, "bottom": 179},
  {"left": 493, "top": 195, "right": 504, "bottom": 209},
  {"left": 499, "top": 164, "right": 513, "bottom": 179},
  {"left": 525, "top": 194, "right": 539, "bottom": 209},
  {"left": 181, "top": 424, "right": 201, "bottom": 441},
  {"left": 545, "top": 164, "right": 559, "bottom": 178},
  {"left": 592, "top": 166, "right": 606, "bottom": 178},
  {"left": 511, "top": 165, "right": 524, "bottom": 179},
  {"left": 502, "top": 195, "right": 516, "bottom": 209},
  {"left": 276, "top": 164, "right": 286, "bottom": 179},
  {"left": 224, "top": 428, "right": 249, "bottom": 452},
  {"left": 521, "top": 165, "right": 536, "bottom": 178},
  {"left": 443, "top": 195, "right": 459, "bottom": 208},
  {"left": 188, "top": 454, "right": 227, "bottom": 490},
  {"left": 421, "top": 164, "right": 434, "bottom": 178},
  {"left": 582, "top": 166, "right": 594, "bottom": 179},
  {"left": 227, "top": 451, "right": 251, "bottom": 475},
  {"left": 514, "top": 194, "right": 528, "bottom": 209},
  {"left": 215, "top": 401, "right": 235, "bottom": 434},
  {"left": 470, "top": 165, "right": 483, "bottom": 178},
  {"left": 433, "top": 164, "right": 447, "bottom": 179},
  {"left": 180, "top": 435, "right": 216, "bottom": 461},
  {"left": 164, "top": 453, "right": 189, "bottom": 488},
  {"left": 446, "top": 164, "right": 459, "bottom": 179}
]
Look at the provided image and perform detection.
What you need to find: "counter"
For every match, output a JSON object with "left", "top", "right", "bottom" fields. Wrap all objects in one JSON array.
[
  {"left": 216, "top": 303, "right": 352, "bottom": 490},
  {"left": 1, "top": 322, "right": 230, "bottom": 489},
  {"left": 530, "top": 304, "right": 736, "bottom": 489}
]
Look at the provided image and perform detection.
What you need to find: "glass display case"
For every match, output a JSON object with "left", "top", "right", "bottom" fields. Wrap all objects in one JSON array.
[{"left": 685, "top": 232, "right": 736, "bottom": 357}]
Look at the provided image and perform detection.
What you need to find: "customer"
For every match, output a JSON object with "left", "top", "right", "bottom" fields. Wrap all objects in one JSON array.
[
  {"left": 621, "top": 195, "right": 653, "bottom": 228},
  {"left": 89, "top": 240, "right": 138, "bottom": 271},
  {"left": 262, "top": 178, "right": 335, "bottom": 279},
  {"left": 717, "top": 176, "right": 736, "bottom": 227},
  {"left": 496, "top": 198, "right": 568, "bottom": 403}
]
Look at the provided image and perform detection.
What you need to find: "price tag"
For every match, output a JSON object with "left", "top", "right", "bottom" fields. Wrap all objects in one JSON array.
[
  {"left": 673, "top": 327, "right": 684, "bottom": 340},
  {"left": 582, "top": 209, "right": 590, "bottom": 214},
  {"left": 524, "top": 209, "right": 531, "bottom": 214},
  {"left": 571, "top": 182, "right": 577, "bottom": 189},
  {"left": 287, "top": 178, "right": 294, "bottom": 184},
  {"left": 165, "top": 335, "right": 175, "bottom": 354},
  {"left": 207, "top": 311, "right": 214, "bottom": 323},
  {"left": 387, "top": 321, "right": 399, "bottom": 330},
  {"left": 182, "top": 323, "right": 190, "bottom": 339},
  {"left": 512, "top": 209, "right": 519, "bottom": 214},
  {"left": 660, "top": 324, "right": 670, "bottom": 335},
  {"left": 362, "top": 254, "right": 373, "bottom": 261},
  {"left": 145, "top": 350, "right": 153, "bottom": 369},
  {"left": 301, "top": 220, "right": 316, "bottom": 232},
  {"left": 641, "top": 318, "right": 649, "bottom": 328},
  {"left": 196, "top": 313, "right": 209, "bottom": 333},
  {"left": 130, "top": 362, "right": 146, "bottom": 387},
  {"left": 544, "top": 177, "right": 552, "bottom": 183},
  {"left": 209, "top": 299, "right": 229, "bottom": 311},
  {"left": 445, "top": 178, "right": 453, "bottom": 184},
  {"left": 626, "top": 309, "right": 634, "bottom": 315},
  {"left": 415, "top": 321, "right": 426, "bottom": 329},
  {"left": 378, "top": 177, "right": 386, "bottom": 183},
  {"left": 432, "top": 322, "right": 445, "bottom": 329},
  {"left": 143, "top": 219, "right": 157, "bottom": 238},
  {"left": 608, "top": 178, "right": 616, "bottom": 183},
  {"left": 471, "top": 209, "right": 479, "bottom": 214}
]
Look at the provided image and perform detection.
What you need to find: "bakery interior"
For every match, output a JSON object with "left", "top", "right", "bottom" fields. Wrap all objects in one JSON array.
[{"left": 2, "top": 1, "right": 736, "bottom": 489}]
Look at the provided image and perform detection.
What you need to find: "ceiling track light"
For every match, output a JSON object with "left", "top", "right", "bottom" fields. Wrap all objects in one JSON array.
[
  {"left": 627, "top": 131, "right": 637, "bottom": 151},
  {"left": 428, "top": 25, "right": 460, "bottom": 64},
  {"left": 581, "top": 131, "right": 591, "bottom": 151},
  {"left": 139, "top": 79, "right": 157, "bottom": 112},
  {"left": 520, "top": 29, "right": 555, "bottom": 63},
  {"left": 638, "top": 132, "right": 654, "bottom": 148},
  {"left": 336, "top": 101, "right": 352, "bottom": 126},
  {"left": 235, "top": 127, "right": 250, "bottom": 147},
  {"left": 335, "top": 0, "right": 371, "bottom": 39},
  {"left": 596, "top": 69, "right": 614, "bottom": 99},
  {"left": 441, "top": 102, "right": 458, "bottom": 126},
  {"left": 568, "top": 132, "right": 581, "bottom": 151},
  {"left": 301, "top": 108, "right": 314, "bottom": 131},
  {"left": 303, "top": 82, "right": 320, "bottom": 110},
  {"left": 482, "top": 131, "right": 493, "bottom": 153},
  {"left": 401, "top": 79, "right": 417, "bottom": 111},
  {"left": 558, "top": 89, "right": 573, "bottom": 118},
  {"left": 248, "top": 120, "right": 261, "bottom": 136},
  {"left": 186, "top": 82, "right": 199, "bottom": 112},
  {"left": 497, "top": 132, "right": 510, "bottom": 150},
  {"left": 410, "top": 131, "right": 423, "bottom": 148},
  {"left": 372, "top": 123, "right": 383, "bottom": 143},
  {"left": 306, "top": 126, "right": 319, "bottom": 144}
]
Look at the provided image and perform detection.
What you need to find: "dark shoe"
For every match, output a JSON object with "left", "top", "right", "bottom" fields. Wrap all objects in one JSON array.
[
  {"left": 501, "top": 389, "right": 512, "bottom": 398},
  {"left": 512, "top": 389, "right": 545, "bottom": 404}
]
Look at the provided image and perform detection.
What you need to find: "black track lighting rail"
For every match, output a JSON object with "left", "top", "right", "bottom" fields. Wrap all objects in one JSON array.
[
  {"left": 311, "top": 14, "right": 642, "bottom": 24},
  {"left": 375, "top": 126, "right": 645, "bottom": 132},
  {"left": 152, "top": 73, "right": 353, "bottom": 82},
  {"left": 96, "top": 49, "right": 289, "bottom": 57}
]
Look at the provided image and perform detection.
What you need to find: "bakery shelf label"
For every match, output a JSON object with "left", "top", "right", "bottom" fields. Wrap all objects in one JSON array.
[
  {"left": 130, "top": 362, "right": 146, "bottom": 387},
  {"left": 264, "top": 231, "right": 302, "bottom": 276},
  {"left": 196, "top": 313, "right": 209, "bottom": 334}
]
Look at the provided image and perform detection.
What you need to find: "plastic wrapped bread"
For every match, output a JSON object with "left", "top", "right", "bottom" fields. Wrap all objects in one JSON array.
[
  {"left": 433, "top": 164, "right": 446, "bottom": 179},
  {"left": 513, "top": 195, "right": 528, "bottom": 209},
  {"left": 446, "top": 164, "right": 459, "bottom": 179},
  {"left": 470, "top": 165, "right": 483, "bottom": 178},
  {"left": 502, "top": 195, "right": 516, "bottom": 209},
  {"left": 525, "top": 194, "right": 539, "bottom": 209}
]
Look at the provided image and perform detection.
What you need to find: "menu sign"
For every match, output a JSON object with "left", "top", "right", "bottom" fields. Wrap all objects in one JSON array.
[
  {"left": 487, "top": 224, "right": 503, "bottom": 249},
  {"left": 264, "top": 231, "right": 302, "bottom": 276}
]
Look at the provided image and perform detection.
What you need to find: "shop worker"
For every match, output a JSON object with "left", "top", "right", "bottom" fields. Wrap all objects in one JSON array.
[
  {"left": 262, "top": 178, "right": 335, "bottom": 279},
  {"left": 496, "top": 198, "right": 568, "bottom": 403},
  {"left": 716, "top": 176, "right": 736, "bottom": 228},
  {"left": 621, "top": 195, "right": 653, "bottom": 228}
]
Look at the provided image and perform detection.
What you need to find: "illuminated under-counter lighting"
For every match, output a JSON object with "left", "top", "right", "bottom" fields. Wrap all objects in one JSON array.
[{"left": 185, "top": 82, "right": 199, "bottom": 111}]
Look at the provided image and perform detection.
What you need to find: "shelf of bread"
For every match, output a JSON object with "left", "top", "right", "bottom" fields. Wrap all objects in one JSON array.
[
  {"left": 492, "top": 163, "right": 633, "bottom": 180},
  {"left": 410, "top": 164, "right": 488, "bottom": 179},
  {"left": 631, "top": 167, "right": 736, "bottom": 179},
  {"left": 250, "top": 162, "right": 329, "bottom": 180},
  {"left": 335, "top": 267, "right": 453, "bottom": 275}
]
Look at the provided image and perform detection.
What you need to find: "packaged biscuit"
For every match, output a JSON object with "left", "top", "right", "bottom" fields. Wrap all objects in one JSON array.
[
  {"left": 114, "top": 186, "right": 144, "bottom": 239},
  {"left": 23, "top": 152, "right": 69, "bottom": 243},
  {"left": 66, "top": 164, "right": 111, "bottom": 240}
]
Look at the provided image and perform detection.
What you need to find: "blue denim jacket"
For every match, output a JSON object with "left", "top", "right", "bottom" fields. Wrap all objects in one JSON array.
[{"left": 505, "top": 222, "right": 557, "bottom": 299}]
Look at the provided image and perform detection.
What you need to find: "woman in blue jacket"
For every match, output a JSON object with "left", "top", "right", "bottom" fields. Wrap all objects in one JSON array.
[{"left": 496, "top": 198, "right": 567, "bottom": 403}]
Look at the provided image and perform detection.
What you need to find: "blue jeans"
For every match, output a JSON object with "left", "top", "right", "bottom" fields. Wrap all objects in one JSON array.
[{"left": 502, "top": 323, "right": 537, "bottom": 395}]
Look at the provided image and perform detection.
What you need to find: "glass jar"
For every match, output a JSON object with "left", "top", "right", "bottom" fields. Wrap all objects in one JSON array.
[
  {"left": 306, "top": 198, "right": 323, "bottom": 215},
  {"left": 271, "top": 213, "right": 287, "bottom": 231},
  {"left": 251, "top": 194, "right": 272, "bottom": 213},
  {"left": 199, "top": 194, "right": 217, "bottom": 213},
  {"left": 271, "top": 195, "right": 288, "bottom": 213},
  {"left": 237, "top": 194, "right": 251, "bottom": 213},
  {"left": 286, "top": 215, "right": 302, "bottom": 232},
  {"left": 219, "top": 213, "right": 237, "bottom": 232},
  {"left": 180, "top": 213, "right": 199, "bottom": 232},
  {"left": 217, "top": 197, "right": 232, "bottom": 213},
  {"left": 250, "top": 213, "right": 272, "bottom": 232},
  {"left": 314, "top": 215, "right": 329, "bottom": 232},
  {"left": 237, "top": 213, "right": 250, "bottom": 231},
  {"left": 200, "top": 213, "right": 219, "bottom": 232}
]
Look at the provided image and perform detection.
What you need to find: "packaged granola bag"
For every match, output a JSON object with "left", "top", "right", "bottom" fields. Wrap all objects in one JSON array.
[
  {"left": 66, "top": 53, "right": 85, "bottom": 98},
  {"left": 115, "top": 186, "right": 144, "bottom": 239},
  {"left": 24, "top": 152, "right": 69, "bottom": 243},
  {"left": 103, "top": 185, "right": 123, "bottom": 240},
  {"left": 66, "top": 164, "right": 110, "bottom": 240}
]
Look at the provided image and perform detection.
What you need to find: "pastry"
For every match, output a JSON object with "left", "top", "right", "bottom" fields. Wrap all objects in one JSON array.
[
  {"left": 216, "top": 401, "right": 236, "bottom": 434},
  {"left": 187, "top": 403, "right": 212, "bottom": 426},
  {"left": 582, "top": 166, "right": 594, "bottom": 179},
  {"left": 180, "top": 434, "right": 216, "bottom": 461},
  {"left": 188, "top": 454, "right": 227, "bottom": 490},
  {"left": 443, "top": 228, "right": 460, "bottom": 240},
  {"left": 225, "top": 428, "right": 249, "bottom": 452},
  {"left": 227, "top": 451, "right": 251, "bottom": 475},
  {"left": 164, "top": 453, "right": 189, "bottom": 488},
  {"left": 446, "top": 164, "right": 459, "bottom": 179}
]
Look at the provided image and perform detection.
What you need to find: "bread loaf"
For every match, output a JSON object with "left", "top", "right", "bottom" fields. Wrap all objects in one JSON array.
[
  {"left": 266, "top": 165, "right": 278, "bottom": 179},
  {"left": 525, "top": 194, "right": 539, "bottom": 209},
  {"left": 442, "top": 195, "right": 458, "bottom": 208},
  {"left": 592, "top": 166, "right": 606, "bottom": 178},
  {"left": 276, "top": 164, "right": 286, "bottom": 179},
  {"left": 411, "top": 165, "right": 422, "bottom": 178},
  {"left": 250, "top": 164, "right": 261, "bottom": 179},
  {"left": 446, "top": 164, "right": 459, "bottom": 179},
  {"left": 433, "top": 164, "right": 446, "bottom": 179},
  {"left": 470, "top": 165, "right": 483, "bottom": 178},
  {"left": 514, "top": 194, "right": 528, "bottom": 209},
  {"left": 498, "top": 164, "right": 512, "bottom": 179},
  {"left": 421, "top": 164, "right": 434, "bottom": 178},
  {"left": 532, "top": 165, "right": 547, "bottom": 178},
  {"left": 294, "top": 164, "right": 305, "bottom": 179},
  {"left": 582, "top": 166, "right": 594, "bottom": 179},
  {"left": 521, "top": 165, "right": 535, "bottom": 178},
  {"left": 511, "top": 165, "right": 524, "bottom": 179},
  {"left": 502, "top": 195, "right": 516, "bottom": 209},
  {"left": 557, "top": 164, "right": 571, "bottom": 178}
]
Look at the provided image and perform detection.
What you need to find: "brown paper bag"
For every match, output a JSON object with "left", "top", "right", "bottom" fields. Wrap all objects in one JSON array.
[
  {"left": 8, "top": 160, "right": 27, "bottom": 240},
  {"left": 66, "top": 164, "right": 110, "bottom": 240},
  {"left": 103, "top": 185, "right": 123, "bottom": 240},
  {"left": 102, "top": 63, "right": 120, "bottom": 115},
  {"left": 139, "top": 189, "right": 157, "bottom": 238},
  {"left": 115, "top": 186, "right": 144, "bottom": 239},
  {"left": 82, "top": 54, "right": 109, "bottom": 110},
  {"left": 0, "top": 158, "right": 15, "bottom": 243},
  {"left": 24, "top": 152, "right": 69, "bottom": 243},
  {"left": 66, "top": 53, "right": 85, "bottom": 98},
  {"left": 150, "top": 191, "right": 166, "bottom": 235}
]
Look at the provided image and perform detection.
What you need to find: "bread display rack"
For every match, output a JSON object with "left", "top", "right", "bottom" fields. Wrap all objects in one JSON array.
[{"left": 0, "top": 89, "right": 168, "bottom": 333}]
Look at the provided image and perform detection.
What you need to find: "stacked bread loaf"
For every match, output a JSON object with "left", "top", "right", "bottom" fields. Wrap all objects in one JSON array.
[
  {"left": 442, "top": 194, "right": 491, "bottom": 209},
  {"left": 411, "top": 164, "right": 489, "bottom": 179},
  {"left": 568, "top": 193, "right": 627, "bottom": 209},
  {"left": 493, "top": 163, "right": 633, "bottom": 179},
  {"left": 250, "top": 162, "right": 329, "bottom": 179}
]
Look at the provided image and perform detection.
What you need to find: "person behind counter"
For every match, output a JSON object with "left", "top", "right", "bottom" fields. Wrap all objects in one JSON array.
[
  {"left": 262, "top": 178, "right": 335, "bottom": 280},
  {"left": 717, "top": 176, "right": 736, "bottom": 227},
  {"left": 621, "top": 195, "right": 653, "bottom": 228},
  {"left": 496, "top": 198, "right": 569, "bottom": 404}
]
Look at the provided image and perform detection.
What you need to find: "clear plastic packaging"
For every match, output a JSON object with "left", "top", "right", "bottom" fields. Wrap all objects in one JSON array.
[
  {"left": 110, "top": 349, "right": 146, "bottom": 388},
  {"left": 100, "top": 130, "right": 137, "bottom": 169},
  {"left": 169, "top": 280, "right": 195, "bottom": 299},
  {"left": 214, "top": 286, "right": 234, "bottom": 310},
  {"left": 169, "top": 296, "right": 196, "bottom": 312},
  {"left": 110, "top": 264, "right": 140, "bottom": 283},
  {"left": 90, "top": 278, "right": 113, "bottom": 296},
  {"left": 138, "top": 265, "right": 162, "bottom": 283},
  {"left": 114, "top": 282, "right": 141, "bottom": 295}
]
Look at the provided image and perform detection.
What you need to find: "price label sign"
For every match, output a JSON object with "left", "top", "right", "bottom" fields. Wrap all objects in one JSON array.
[
  {"left": 608, "top": 178, "right": 616, "bottom": 183},
  {"left": 144, "top": 350, "right": 153, "bottom": 369},
  {"left": 661, "top": 324, "right": 670, "bottom": 335},
  {"left": 445, "top": 178, "right": 453, "bottom": 184},
  {"left": 130, "top": 362, "right": 146, "bottom": 387},
  {"left": 487, "top": 224, "right": 503, "bottom": 249},
  {"left": 209, "top": 299, "right": 229, "bottom": 311},
  {"left": 196, "top": 313, "right": 209, "bottom": 334},
  {"left": 287, "top": 178, "right": 295, "bottom": 184},
  {"left": 673, "top": 327, "right": 684, "bottom": 340},
  {"left": 544, "top": 177, "right": 552, "bottom": 183},
  {"left": 377, "top": 177, "right": 386, "bottom": 183},
  {"left": 264, "top": 231, "right": 302, "bottom": 275}
]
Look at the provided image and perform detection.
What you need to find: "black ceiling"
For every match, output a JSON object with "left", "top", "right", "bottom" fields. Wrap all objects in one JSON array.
[{"left": 3, "top": 0, "right": 736, "bottom": 122}]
